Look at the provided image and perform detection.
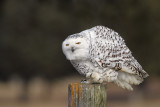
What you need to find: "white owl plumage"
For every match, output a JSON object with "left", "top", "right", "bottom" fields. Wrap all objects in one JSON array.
[{"left": 62, "top": 26, "right": 149, "bottom": 91}]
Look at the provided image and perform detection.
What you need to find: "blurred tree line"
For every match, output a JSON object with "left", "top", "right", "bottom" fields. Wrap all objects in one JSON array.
[{"left": 0, "top": 0, "right": 160, "bottom": 81}]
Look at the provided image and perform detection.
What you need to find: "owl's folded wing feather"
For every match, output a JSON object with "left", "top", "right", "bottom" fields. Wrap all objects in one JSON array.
[{"left": 89, "top": 26, "right": 148, "bottom": 78}]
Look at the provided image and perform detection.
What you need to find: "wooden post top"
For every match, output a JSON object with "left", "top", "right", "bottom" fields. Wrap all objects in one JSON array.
[{"left": 68, "top": 83, "right": 107, "bottom": 107}]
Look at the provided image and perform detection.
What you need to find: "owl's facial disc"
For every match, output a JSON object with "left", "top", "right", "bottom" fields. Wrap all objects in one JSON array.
[{"left": 62, "top": 37, "right": 89, "bottom": 60}]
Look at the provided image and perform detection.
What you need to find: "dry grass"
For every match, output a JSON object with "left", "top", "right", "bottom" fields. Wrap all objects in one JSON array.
[{"left": 0, "top": 75, "right": 159, "bottom": 107}]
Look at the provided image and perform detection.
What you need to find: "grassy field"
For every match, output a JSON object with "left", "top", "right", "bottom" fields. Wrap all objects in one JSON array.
[{"left": 0, "top": 76, "right": 159, "bottom": 107}]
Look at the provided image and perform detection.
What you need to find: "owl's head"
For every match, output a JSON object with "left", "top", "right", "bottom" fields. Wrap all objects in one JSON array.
[{"left": 62, "top": 33, "right": 90, "bottom": 61}]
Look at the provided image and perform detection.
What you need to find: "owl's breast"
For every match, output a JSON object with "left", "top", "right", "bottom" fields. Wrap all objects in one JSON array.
[
  {"left": 70, "top": 60, "right": 104, "bottom": 76},
  {"left": 70, "top": 60, "right": 93, "bottom": 75}
]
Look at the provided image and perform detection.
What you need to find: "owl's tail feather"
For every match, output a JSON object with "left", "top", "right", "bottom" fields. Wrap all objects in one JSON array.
[
  {"left": 118, "top": 71, "right": 143, "bottom": 85},
  {"left": 114, "top": 80, "right": 133, "bottom": 91},
  {"left": 141, "top": 70, "right": 149, "bottom": 78}
]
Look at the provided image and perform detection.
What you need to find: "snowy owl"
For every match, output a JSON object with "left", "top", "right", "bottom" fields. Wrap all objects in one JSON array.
[{"left": 62, "top": 26, "right": 149, "bottom": 91}]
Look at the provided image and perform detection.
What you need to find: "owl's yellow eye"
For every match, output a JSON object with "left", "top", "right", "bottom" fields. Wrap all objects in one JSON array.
[
  {"left": 76, "top": 42, "right": 81, "bottom": 44},
  {"left": 66, "top": 44, "right": 69, "bottom": 46}
]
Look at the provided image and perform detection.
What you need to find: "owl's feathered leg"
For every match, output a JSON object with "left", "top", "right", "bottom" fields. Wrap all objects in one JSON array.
[
  {"left": 85, "top": 72, "right": 103, "bottom": 83},
  {"left": 103, "top": 69, "right": 118, "bottom": 82},
  {"left": 102, "top": 69, "right": 134, "bottom": 90},
  {"left": 91, "top": 72, "right": 103, "bottom": 83}
]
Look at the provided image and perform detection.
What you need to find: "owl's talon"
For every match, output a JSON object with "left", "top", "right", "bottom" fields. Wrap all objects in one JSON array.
[
  {"left": 81, "top": 79, "right": 87, "bottom": 83},
  {"left": 81, "top": 79, "right": 90, "bottom": 84}
]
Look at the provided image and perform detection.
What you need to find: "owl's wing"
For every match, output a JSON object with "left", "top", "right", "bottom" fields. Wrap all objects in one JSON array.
[
  {"left": 89, "top": 26, "right": 124, "bottom": 70},
  {"left": 89, "top": 26, "right": 148, "bottom": 78}
]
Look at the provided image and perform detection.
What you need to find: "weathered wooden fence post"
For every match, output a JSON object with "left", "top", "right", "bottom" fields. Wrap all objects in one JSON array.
[{"left": 68, "top": 83, "right": 107, "bottom": 107}]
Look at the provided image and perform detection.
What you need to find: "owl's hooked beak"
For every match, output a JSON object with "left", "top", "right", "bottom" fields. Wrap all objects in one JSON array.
[{"left": 71, "top": 47, "right": 75, "bottom": 52}]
